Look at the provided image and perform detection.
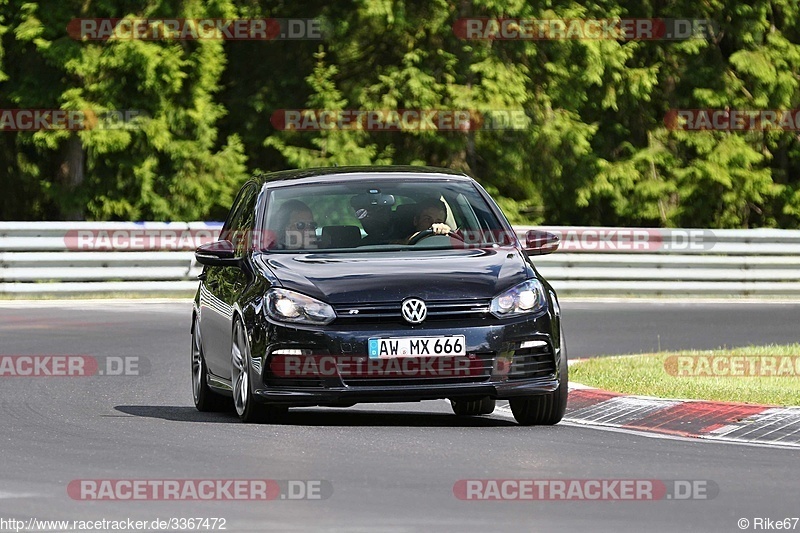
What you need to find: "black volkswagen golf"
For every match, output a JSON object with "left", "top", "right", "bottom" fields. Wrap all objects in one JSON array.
[{"left": 191, "top": 166, "right": 566, "bottom": 425}]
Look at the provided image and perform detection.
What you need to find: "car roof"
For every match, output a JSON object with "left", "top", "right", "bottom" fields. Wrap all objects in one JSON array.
[{"left": 252, "top": 166, "right": 475, "bottom": 188}]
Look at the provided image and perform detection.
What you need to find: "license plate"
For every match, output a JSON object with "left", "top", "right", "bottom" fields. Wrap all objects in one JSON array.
[{"left": 368, "top": 335, "right": 466, "bottom": 358}]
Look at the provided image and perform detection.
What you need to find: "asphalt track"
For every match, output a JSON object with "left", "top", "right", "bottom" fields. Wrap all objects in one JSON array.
[{"left": 0, "top": 299, "right": 798, "bottom": 532}]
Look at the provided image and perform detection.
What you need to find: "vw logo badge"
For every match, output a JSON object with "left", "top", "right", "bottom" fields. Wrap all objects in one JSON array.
[{"left": 401, "top": 298, "right": 427, "bottom": 324}]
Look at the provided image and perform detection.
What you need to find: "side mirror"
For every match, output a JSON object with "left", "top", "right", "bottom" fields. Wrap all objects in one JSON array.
[
  {"left": 523, "top": 230, "right": 560, "bottom": 256},
  {"left": 195, "top": 240, "right": 241, "bottom": 267}
]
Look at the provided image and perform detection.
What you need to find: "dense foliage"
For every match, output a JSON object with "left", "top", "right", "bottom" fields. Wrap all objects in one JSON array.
[{"left": 1, "top": 0, "right": 799, "bottom": 228}]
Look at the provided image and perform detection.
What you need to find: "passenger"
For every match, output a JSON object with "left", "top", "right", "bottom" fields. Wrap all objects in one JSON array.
[{"left": 273, "top": 200, "right": 318, "bottom": 250}]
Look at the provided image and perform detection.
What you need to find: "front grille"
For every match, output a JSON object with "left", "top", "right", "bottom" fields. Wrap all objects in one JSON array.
[
  {"left": 508, "top": 344, "right": 556, "bottom": 379},
  {"left": 333, "top": 299, "right": 492, "bottom": 324}
]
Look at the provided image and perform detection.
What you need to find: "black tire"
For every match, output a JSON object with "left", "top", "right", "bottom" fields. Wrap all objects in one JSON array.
[
  {"left": 509, "top": 331, "right": 568, "bottom": 426},
  {"left": 451, "top": 397, "right": 496, "bottom": 416},
  {"left": 231, "top": 317, "right": 287, "bottom": 423},
  {"left": 192, "top": 317, "right": 229, "bottom": 412}
]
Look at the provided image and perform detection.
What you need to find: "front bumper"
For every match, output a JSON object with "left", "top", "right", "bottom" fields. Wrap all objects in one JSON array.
[
  {"left": 253, "top": 376, "right": 559, "bottom": 405},
  {"left": 249, "top": 311, "right": 562, "bottom": 406}
]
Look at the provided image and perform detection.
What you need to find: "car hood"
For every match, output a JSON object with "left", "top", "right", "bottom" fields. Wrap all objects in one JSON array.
[{"left": 256, "top": 249, "right": 532, "bottom": 304}]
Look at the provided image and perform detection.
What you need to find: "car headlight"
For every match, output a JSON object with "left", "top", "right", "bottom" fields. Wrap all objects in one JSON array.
[
  {"left": 265, "top": 288, "right": 336, "bottom": 325},
  {"left": 490, "top": 279, "right": 547, "bottom": 318}
]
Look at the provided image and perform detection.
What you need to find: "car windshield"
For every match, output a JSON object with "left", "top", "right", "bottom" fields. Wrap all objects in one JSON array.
[{"left": 259, "top": 178, "right": 513, "bottom": 252}]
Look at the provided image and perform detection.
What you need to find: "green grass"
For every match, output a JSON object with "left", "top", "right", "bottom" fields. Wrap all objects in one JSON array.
[{"left": 570, "top": 344, "right": 800, "bottom": 406}]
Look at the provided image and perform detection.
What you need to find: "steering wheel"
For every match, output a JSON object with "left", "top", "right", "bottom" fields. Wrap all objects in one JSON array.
[{"left": 407, "top": 228, "right": 466, "bottom": 245}]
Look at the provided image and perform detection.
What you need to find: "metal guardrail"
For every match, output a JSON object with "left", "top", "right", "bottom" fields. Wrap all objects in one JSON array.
[
  {"left": 1, "top": 222, "right": 799, "bottom": 296},
  {"left": 517, "top": 226, "right": 800, "bottom": 295},
  {"left": 0, "top": 222, "right": 219, "bottom": 294}
]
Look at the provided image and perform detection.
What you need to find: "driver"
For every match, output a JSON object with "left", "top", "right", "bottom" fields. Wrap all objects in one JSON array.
[{"left": 407, "top": 198, "right": 452, "bottom": 242}]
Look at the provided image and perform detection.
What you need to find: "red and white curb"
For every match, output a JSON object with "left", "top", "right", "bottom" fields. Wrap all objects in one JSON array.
[{"left": 501, "top": 386, "right": 800, "bottom": 448}]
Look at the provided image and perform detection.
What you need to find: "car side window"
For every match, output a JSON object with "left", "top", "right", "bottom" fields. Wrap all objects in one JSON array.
[
  {"left": 221, "top": 183, "right": 257, "bottom": 254},
  {"left": 235, "top": 187, "right": 258, "bottom": 255}
]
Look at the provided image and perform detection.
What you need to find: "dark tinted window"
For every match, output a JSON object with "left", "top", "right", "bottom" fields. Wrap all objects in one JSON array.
[{"left": 260, "top": 179, "right": 511, "bottom": 252}]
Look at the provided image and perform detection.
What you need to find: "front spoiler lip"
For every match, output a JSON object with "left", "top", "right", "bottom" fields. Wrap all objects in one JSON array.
[{"left": 252, "top": 376, "right": 558, "bottom": 405}]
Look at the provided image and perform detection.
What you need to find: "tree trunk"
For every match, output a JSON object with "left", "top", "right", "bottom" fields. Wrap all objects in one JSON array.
[{"left": 57, "top": 134, "right": 85, "bottom": 220}]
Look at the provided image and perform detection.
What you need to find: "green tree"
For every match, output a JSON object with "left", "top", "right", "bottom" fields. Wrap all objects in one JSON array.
[{"left": 0, "top": 0, "right": 247, "bottom": 221}]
